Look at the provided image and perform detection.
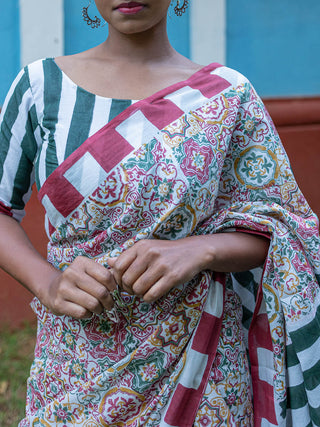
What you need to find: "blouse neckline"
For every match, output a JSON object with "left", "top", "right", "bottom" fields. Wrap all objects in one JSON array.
[
  {"left": 49, "top": 57, "right": 135, "bottom": 103},
  {"left": 48, "top": 57, "right": 214, "bottom": 104}
]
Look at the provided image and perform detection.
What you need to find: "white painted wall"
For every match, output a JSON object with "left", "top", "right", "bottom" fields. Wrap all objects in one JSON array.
[
  {"left": 190, "top": 0, "right": 226, "bottom": 65},
  {"left": 19, "top": 0, "right": 64, "bottom": 67}
]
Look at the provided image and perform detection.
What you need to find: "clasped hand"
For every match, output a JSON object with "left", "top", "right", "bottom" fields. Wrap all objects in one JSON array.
[
  {"left": 108, "top": 238, "right": 204, "bottom": 303},
  {"left": 43, "top": 238, "right": 205, "bottom": 319}
]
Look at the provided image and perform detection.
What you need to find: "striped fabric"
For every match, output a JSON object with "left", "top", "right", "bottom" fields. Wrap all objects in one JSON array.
[
  {"left": 0, "top": 58, "right": 134, "bottom": 222},
  {"left": 161, "top": 275, "right": 225, "bottom": 426},
  {"left": 1, "top": 59, "right": 320, "bottom": 426},
  {"left": 37, "top": 64, "right": 230, "bottom": 235}
]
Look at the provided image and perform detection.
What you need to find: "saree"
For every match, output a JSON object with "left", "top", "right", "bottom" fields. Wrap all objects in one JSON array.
[{"left": 19, "top": 63, "right": 320, "bottom": 426}]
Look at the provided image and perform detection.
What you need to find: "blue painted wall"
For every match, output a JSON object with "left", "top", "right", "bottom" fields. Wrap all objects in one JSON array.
[
  {"left": 64, "top": 0, "right": 107, "bottom": 55},
  {"left": 64, "top": 0, "right": 190, "bottom": 57},
  {"left": 227, "top": 0, "right": 320, "bottom": 97},
  {"left": 1, "top": 1, "right": 319, "bottom": 104},
  {"left": 0, "top": 1, "right": 20, "bottom": 105},
  {"left": 167, "top": 6, "right": 190, "bottom": 58}
]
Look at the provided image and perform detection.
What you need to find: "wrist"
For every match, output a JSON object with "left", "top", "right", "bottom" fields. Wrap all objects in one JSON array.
[
  {"left": 185, "top": 235, "right": 217, "bottom": 272},
  {"left": 29, "top": 264, "right": 61, "bottom": 303}
]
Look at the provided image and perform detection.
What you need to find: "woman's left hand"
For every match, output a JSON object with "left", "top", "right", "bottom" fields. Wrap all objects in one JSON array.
[
  {"left": 107, "top": 237, "right": 207, "bottom": 303},
  {"left": 107, "top": 233, "right": 269, "bottom": 303}
]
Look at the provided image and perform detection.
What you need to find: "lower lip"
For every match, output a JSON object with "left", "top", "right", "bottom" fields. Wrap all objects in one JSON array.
[{"left": 117, "top": 5, "right": 144, "bottom": 14}]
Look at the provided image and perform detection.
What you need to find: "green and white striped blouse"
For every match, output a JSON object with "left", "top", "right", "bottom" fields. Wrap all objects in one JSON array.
[{"left": 0, "top": 58, "right": 135, "bottom": 222}]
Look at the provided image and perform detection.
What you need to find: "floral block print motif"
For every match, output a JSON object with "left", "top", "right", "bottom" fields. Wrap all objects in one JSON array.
[{"left": 17, "top": 64, "right": 320, "bottom": 426}]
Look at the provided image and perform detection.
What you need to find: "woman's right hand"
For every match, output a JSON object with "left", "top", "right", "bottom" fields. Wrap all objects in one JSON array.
[
  {"left": 40, "top": 256, "right": 117, "bottom": 319},
  {"left": 0, "top": 215, "right": 116, "bottom": 319}
]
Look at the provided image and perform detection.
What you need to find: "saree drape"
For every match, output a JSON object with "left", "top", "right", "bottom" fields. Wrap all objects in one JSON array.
[{"left": 19, "top": 63, "right": 320, "bottom": 426}]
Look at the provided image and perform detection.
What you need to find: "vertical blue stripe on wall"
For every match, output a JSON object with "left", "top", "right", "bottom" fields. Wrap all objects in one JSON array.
[
  {"left": 167, "top": 7, "right": 190, "bottom": 58},
  {"left": 64, "top": 0, "right": 108, "bottom": 54},
  {"left": 0, "top": 1, "right": 20, "bottom": 105},
  {"left": 227, "top": 0, "right": 320, "bottom": 96},
  {"left": 64, "top": 0, "right": 190, "bottom": 58}
]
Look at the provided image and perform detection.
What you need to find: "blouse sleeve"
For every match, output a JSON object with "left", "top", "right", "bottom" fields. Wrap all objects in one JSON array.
[{"left": 0, "top": 67, "right": 40, "bottom": 222}]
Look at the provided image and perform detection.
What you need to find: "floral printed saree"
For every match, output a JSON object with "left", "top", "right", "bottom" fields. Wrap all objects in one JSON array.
[{"left": 19, "top": 63, "right": 320, "bottom": 426}]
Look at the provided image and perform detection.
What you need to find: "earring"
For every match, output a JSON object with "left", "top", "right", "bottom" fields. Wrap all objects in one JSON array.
[
  {"left": 174, "top": 0, "right": 189, "bottom": 16},
  {"left": 82, "top": 0, "right": 104, "bottom": 28}
]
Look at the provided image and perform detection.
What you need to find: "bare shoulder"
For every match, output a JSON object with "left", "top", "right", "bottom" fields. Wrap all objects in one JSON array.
[
  {"left": 54, "top": 48, "right": 98, "bottom": 76},
  {"left": 53, "top": 46, "right": 114, "bottom": 93},
  {"left": 168, "top": 54, "right": 205, "bottom": 78}
]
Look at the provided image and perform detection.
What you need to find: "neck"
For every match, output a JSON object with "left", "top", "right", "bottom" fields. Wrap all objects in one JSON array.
[{"left": 102, "top": 19, "right": 176, "bottom": 64}]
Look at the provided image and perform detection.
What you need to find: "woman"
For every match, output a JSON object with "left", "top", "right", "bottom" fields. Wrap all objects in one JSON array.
[{"left": 0, "top": 0, "right": 319, "bottom": 425}]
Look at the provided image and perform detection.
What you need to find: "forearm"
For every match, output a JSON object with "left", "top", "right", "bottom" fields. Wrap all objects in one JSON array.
[
  {"left": 190, "top": 232, "right": 270, "bottom": 273},
  {"left": 0, "top": 214, "right": 60, "bottom": 300}
]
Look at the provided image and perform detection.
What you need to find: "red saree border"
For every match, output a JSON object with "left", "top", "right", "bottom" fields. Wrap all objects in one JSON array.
[
  {"left": 37, "top": 63, "right": 231, "bottom": 229},
  {"left": 249, "top": 273, "right": 277, "bottom": 426},
  {"left": 0, "top": 200, "right": 13, "bottom": 217},
  {"left": 234, "top": 228, "right": 277, "bottom": 425},
  {"left": 165, "top": 273, "right": 226, "bottom": 426}
]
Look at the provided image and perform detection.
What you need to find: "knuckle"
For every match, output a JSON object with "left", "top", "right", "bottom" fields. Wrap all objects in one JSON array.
[
  {"left": 57, "top": 281, "right": 72, "bottom": 299},
  {"left": 72, "top": 256, "right": 84, "bottom": 265},
  {"left": 77, "top": 308, "right": 91, "bottom": 319},
  {"left": 168, "top": 270, "right": 180, "bottom": 284},
  {"left": 144, "top": 288, "right": 159, "bottom": 303},
  {"left": 62, "top": 267, "right": 77, "bottom": 281},
  {"left": 136, "top": 239, "right": 148, "bottom": 248},
  {"left": 121, "top": 274, "right": 132, "bottom": 289},
  {"left": 86, "top": 298, "right": 100, "bottom": 312},
  {"left": 104, "top": 268, "right": 113, "bottom": 280},
  {"left": 62, "top": 267, "right": 72, "bottom": 278},
  {"left": 137, "top": 240, "right": 153, "bottom": 254},
  {"left": 57, "top": 279, "right": 68, "bottom": 291},
  {"left": 113, "top": 258, "right": 125, "bottom": 274},
  {"left": 157, "top": 260, "right": 167, "bottom": 271},
  {"left": 146, "top": 247, "right": 160, "bottom": 260},
  {"left": 132, "top": 283, "right": 144, "bottom": 296},
  {"left": 50, "top": 299, "right": 65, "bottom": 316},
  {"left": 73, "top": 255, "right": 91, "bottom": 269},
  {"left": 96, "top": 287, "right": 109, "bottom": 301}
]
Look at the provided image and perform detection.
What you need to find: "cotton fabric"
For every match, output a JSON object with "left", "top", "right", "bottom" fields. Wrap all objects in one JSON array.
[{"left": 0, "top": 59, "right": 319, "bottom": 426}]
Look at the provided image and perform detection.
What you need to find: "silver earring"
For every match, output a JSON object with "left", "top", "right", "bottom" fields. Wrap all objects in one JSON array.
[{"left": 82, "top": 0, "right": 105, "bottom": 28}]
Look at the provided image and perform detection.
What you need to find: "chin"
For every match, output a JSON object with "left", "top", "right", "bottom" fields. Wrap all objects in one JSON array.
[{"left": 113, "top": 21, "right": 158, "bottom": 35}]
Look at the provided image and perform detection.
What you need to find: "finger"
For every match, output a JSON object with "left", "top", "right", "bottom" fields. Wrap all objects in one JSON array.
[
  {"left": 74, "top": 276, "right": 115, "bottom": 310},
  {"left": 61, "top": 263, "right": 115, "bottom": 310},
  {"left": 141, "top": 276, "right": 175, "bottom": 303},
  {"left": 129, "top": 266, "right": 163, "bottom": 297},
  {"left": 62, "top": 285, "right": 106, "bottom": 315},
  {"left": 107, "top": 249, "right": 138, "bottom": 288},
  {"left": 51, "top": 299, "right": 93, "bottom": 319},
  {"left": 73, "top": 256, "right": 117, "bottom": 292},
  {"left": 119, "top": 258, "right": 151, "bottom": 294}
]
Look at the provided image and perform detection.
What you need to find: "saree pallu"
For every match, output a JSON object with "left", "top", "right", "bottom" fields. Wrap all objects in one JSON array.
[{"left": 20, "top": 64, "right": 320, "bottom": 426}]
